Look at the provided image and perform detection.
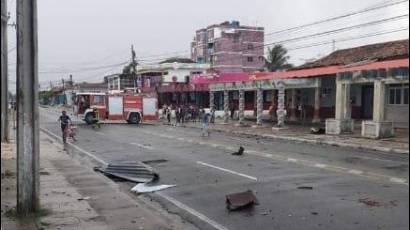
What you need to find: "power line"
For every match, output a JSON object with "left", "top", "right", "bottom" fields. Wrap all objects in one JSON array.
[
  {"left": 39, "top": 60, "right": 129, "bottom": 74},
  {"left": 265, "top": 0, "right": 409, "bottom": 37},
  {"left": 263, "top": 14, "right": 408, "bottom": 48},
  {"left": 286, "top": 27, "right": 409, "bottom": 52}
]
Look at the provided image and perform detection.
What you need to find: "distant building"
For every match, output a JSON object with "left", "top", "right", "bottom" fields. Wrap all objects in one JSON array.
[
  {"left": 191, "top": 21, "right": 264, "bottom": 73},
  {"left": 104, "top": 59, "right": 210, "bottom": 107}
]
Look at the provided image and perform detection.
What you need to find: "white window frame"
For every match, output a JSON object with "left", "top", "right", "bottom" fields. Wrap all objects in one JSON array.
[{"left": 388, "top": 84, "right": 409, "bottom": 105}]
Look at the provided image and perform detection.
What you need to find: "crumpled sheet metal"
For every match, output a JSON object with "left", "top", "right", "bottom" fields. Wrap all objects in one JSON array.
[
  {"left": 226, "top": 190, "right": 259, "bottom": 211},
  {"left": 95, "top": 162, "right": 159, "bottom": 183}
]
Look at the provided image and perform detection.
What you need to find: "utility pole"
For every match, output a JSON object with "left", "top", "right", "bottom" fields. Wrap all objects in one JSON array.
[
  {"left": 332, "top": 39, "right": 336, "bottom": 52},
  {"left": 131, "top": 45, "right": 138, "bottom": 94},
  {"left": 1, "top": 0, "right": 9, "bottom": 142},
  {"left": 62, "top": 78, "right": 66, "bottom": 105},
  {"left": 16, "top": 0, "right": 40, "bottom": 215}
]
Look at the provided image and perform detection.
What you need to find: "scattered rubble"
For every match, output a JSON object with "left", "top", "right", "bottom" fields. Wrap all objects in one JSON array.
[
  {"left": 95, "top": 162, "right": 159, "bottom": 183},
  {"left": 232, "top": 146, "right": 245, "bottom": 156},
  {"left": 297, "top": 186, "right": 313, "bottom": 190},
  {"left": 142, "top": 159, "right": 168, "bottom": 165},
  {"left": 131, "top": 184, "right": 176, "bottom": 194},
  {"left": 359, "top": 198, "right": 382, "bottom": 207},
  {"left": 226, "top": 190, "right": 259, "bottom": 211}
]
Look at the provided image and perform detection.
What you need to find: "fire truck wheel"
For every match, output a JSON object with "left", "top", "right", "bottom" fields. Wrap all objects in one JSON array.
[
  {"left": 128, "top": 113, "right": 141, "bottom": 124},
  {"left": 85, "top": 113, "right": 94, "bottom": 125}
]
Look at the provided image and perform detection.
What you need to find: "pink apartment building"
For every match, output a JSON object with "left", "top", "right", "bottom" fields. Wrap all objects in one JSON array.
[{"left": 191, "top": 21, "right": 265, "bottom": 73}]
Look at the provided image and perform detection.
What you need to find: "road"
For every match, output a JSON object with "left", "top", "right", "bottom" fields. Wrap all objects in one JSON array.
[{"left": 41, "top": 108, "right": 409, "bottom": 230}]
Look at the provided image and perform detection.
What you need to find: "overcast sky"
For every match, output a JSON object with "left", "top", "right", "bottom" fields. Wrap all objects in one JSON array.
[{"left": 6, "top": 0, "right": 409, "bottom": 91}]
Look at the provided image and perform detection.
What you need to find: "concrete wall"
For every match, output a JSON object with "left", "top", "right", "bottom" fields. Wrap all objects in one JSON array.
[{"left": 385, "top": 104, "right": 409, "bottom": 128}]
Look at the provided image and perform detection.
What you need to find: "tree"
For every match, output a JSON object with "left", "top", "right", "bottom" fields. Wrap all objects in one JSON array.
[{"left": 264, "top": 45, "right": 293, "bottom": 72}]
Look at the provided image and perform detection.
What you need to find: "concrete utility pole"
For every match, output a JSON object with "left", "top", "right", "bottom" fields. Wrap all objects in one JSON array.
[
  {"left": 1, "top": 0, "right": 9, "bottom": 142},
  {"left": 131, "top": 45, "right": 138, "bottom": 93},
  {"left": 16, "top": 0, "right": 40, "bottom": 215}
]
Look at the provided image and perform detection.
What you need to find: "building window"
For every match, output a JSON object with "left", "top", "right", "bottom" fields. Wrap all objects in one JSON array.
[
  {"left": 248, "top": 44, "right": 254, "bottom": 50},
  {"left": 233, "top": 35, "right": 240, "bottom": 43},
  {"left": 247, "top": 57, "right": 254, "bottom": 62},
  {"left": 93, "top": 95, "right": 105, "bottom": 105},
  {"left": 404, "top": 87, "right": 409, "bottom": 104},
  {"left": 389, "top": 85, "right": 409, "bottom": 105}
]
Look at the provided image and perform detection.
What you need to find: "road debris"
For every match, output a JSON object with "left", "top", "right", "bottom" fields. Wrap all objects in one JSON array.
[
  {"left": 131, "top": 183, "right": 176, "bottom": 194},
  {"left": 142, "top": 159, "right": 168, "bottom": 165},
  {"left": 77, "top": 197, "right": 91, "bottom": 201},
  {"left": 95, "top": 162, "right": 159, "bottom": 183},
  {"left": 359, "top": 198, "right": 382, "bottom": 207},
  {"left": 226, "top": 190, "right": 259, "bottom": 211},
  {"left": 310, "top": 127, "right": 325, "bottom": 135},
  {"left": 232, "top": 146, "right": 245, "bottom": 156},
  {"left": 297, "top": 186, "right": 313, "bottom": 190}
]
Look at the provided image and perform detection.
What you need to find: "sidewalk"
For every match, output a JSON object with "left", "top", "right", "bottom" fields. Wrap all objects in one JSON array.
[
  {"left": 180, "top": 119, "right": 409, "bottom": 154},
  {"left": 1, "top": 132, "right": 195, "bottom": 230}
]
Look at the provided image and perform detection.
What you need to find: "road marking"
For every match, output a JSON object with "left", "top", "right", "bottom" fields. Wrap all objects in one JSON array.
[
  {"left": 95, "top": 131, "right": 105, "bottom": 136},
  {"left": 197, "top": 161, "right": 258, "bottom": 181},
  {"left": 287, "top": 158, "right": 298, "bottom": 163},
  {"left": 390, "top": 177, "right": 408, "bottom": 184},
  {"left": 130, "top": 142, "right": 154, "bottom": 150},
  {"left": 314, "top": 163, "right": 327, "bottom": 168},
  {"left": 139, "top": 129, "right": 409, "bottom": 186},
  {"left": 348, "top": 169, "right": 363, "bottom": 175},
  {"left": 41, "top": 128, "right": 108, "bottom": 166},
  {"left": 157, "top": 192, "right": 230, "bottom": 230}
]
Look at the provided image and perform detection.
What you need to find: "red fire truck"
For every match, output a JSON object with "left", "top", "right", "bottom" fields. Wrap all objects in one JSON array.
[{"left": 74, "top": 92, "right": 158, "bottom": 124}]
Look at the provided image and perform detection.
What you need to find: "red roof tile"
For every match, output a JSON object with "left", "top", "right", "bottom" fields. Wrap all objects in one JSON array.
[{"left": 295, "top": 39, "right": 409, "bottom": 70}]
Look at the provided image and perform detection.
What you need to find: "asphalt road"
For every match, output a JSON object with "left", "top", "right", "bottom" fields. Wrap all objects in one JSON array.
[{"left": 41, "top": 109, "right": 409, "bottom": 230}]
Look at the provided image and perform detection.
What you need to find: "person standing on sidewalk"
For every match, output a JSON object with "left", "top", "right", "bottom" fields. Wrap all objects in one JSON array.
[
  {"left": 58, "top": 110, "right": 72, "bottom": 143},
  {"left": 201, "top": 109, "right": 210, "bottom": 137},
  {"left": 210, "top": 107, "right": 215, "bottom": 124}
]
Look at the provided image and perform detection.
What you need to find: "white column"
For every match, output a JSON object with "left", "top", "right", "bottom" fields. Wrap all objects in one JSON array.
[
  {"left": 312, "top": 79, "right": 321, "bottom": 123},
  {"left": 256, "top": 88, "right": 263, "bottom": 125},
  {"left": 373, "top": 80, "right": 386, "bottom": 122},
  {"left": 344, "top": 83, "right": 351, "bottom": 119},
  {"left": 238, "top": 89, "right": 245, "bottom": 124},
  {"left": 276, "top": 84, "right": 286, "bottom": 127}
]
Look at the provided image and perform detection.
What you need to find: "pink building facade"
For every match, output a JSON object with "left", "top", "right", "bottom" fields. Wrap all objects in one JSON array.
[{"left": 191, "top": 21, "right": 264, "bottom": 73}]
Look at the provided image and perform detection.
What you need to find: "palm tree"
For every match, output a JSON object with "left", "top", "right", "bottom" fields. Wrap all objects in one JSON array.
[{"left": 264, "top": 45, "right": 293, "bottom": 72}]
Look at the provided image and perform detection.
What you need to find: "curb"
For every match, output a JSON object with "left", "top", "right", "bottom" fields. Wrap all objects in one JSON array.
[{"left": 167, "top": 124, "right": 409, "bottom": 155}]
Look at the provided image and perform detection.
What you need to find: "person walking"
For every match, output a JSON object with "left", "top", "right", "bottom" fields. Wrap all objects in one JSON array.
[
  {"left": 58, "top": 110, "right": 72, "bottom": 143},
  {"left": 166, "top": 106, "right": 171, "bottom": 124},
  {"left": 210, "top": 107, "right": 215, "bottom": 124}
]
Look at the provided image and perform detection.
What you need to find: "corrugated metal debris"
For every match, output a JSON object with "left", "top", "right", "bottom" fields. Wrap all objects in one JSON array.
[{"left": 95, "top": 162, "right": 159, "bottom": 183}]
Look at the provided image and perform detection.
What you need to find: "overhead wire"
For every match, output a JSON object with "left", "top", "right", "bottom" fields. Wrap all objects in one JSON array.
[{"left": 264, "top": 0, "right": 409, "bottom": 37}]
